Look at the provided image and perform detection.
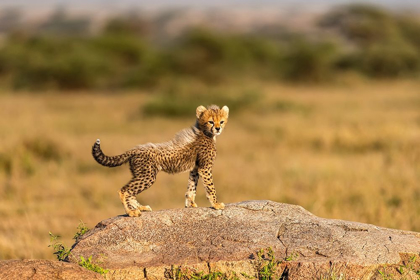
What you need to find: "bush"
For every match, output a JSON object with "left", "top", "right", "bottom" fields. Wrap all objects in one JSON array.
[
  {"left": 142, "top": 85, "right": 261, "bottom": 118},
  {"left": 0, "top": 5, "right": 419, "bottom": 91},
  {"left": 281, "top": 39, "right": 339, "bottom": 83},
  {"left": 396, "top": 16, "right": 420, "bottom": 50},
  {"left": 169, "top": 29, "right": 282, "bottom": 82},
  {"left": 103, "top": 14, "right": 149, "bottom": 37},
  {"left": 319, "top": 4, "right": 398, "bottom": 45},
  {"left": 357, "top": 40, "right": 420, "bottom": 78},
  {"left": 92, "top": 34, "right": 167, "bottom": 88},
  {"left": 0, "top": 33, "right": 169, "bottom": 90},
  {"left": 0, "top": 36, "right": 111, "bottom": 90},
  {"left": 319, "top": 4, "right": 420, "bottom": 79}
]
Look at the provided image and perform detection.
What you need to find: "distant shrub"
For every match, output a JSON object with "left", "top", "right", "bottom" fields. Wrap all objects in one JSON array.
[
  {"left": 103, "top": 14, "right": 149, "bottom": 37},
  {"left": 93, "top": 35, "right": 147, "bottom": 64},
  {"left": 0, "top": 36, "right": 111, "bottom": 90},
  {"left": 169, "top": 29, "right": 243, "bottom": 82},
  {"left": 36, "top": 7, "right": 91, "bottom": 36},
  {"left": 320, "top": 4, "right": 420, "bottom": 78},
  {"left": 23, "top": 137, "right": 66, "bottom": 162},
  {"left": 0, "top": 153, "right": 13, "bottom": 176},
  {"left": 357, "top": 40, "right": 420, "bottom": 78},
  {"left": 142, "top": 86, "right": 261, "bottom": 118},
  {"left": 319, "top": 4, "right": 398, "bottom": 45},
  {"left": 332, "top": 136, "right": 389, "bottom": 154},
  {"left": 281, "top": 39, "right": 339, "bottom": 83},
  {"left": 271, "top": 100, "right": 311, "bottom": 115},
  {"left": 396, "top": 16, "right": 420, "bottom": 50},
  {"left": 0, "top": 5, "right": 419, "bottom": 90},
  {"left": 170, "top": 29, "right": 282, "bottom": 82},
  {"left": 0, "top": 33, "right": 169, "bottom": 90},
  {"left": 92, "top": 34, "right": 167, "bottom": 88},
  {"left": 143, "top": 96, "right": 194, "bottom": 118}
]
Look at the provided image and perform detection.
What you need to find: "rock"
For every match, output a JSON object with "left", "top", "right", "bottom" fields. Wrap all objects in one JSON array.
[
  {"left": 0, "top": 259, "right": 103, "bottom": 280},
  {"left": 68, "top": 200, "right": 420, "bottom": 279}
]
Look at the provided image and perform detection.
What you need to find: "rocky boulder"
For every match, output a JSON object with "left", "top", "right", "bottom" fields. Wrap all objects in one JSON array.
[
  {"left": 0, "top": 259, "right": 103, "bottom": 280},
  {"left": 68, "top": 200, "right": 420, "bottom": 279}
]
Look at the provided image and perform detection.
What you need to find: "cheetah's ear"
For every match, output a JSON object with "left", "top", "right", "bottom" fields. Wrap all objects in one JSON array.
[
  {"left": 221, "top": 106, "right": 229, "bottom": 118},
  {"left": 196, "top": 105, "right": 207, "bottom": 118}
]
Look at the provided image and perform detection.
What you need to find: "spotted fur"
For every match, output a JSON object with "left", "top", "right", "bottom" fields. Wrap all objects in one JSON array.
[{"left": 92, "top": 105, "right": 229, "bottom": 217}]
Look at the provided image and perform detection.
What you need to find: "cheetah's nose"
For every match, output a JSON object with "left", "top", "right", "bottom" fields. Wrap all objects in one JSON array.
[{"left": 215, "top": 127, "right": 220, "bottom": 131}]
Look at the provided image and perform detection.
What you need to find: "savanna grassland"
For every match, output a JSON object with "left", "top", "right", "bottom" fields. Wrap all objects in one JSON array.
[{"left": 0, "top": 80, "right": 419, "bottom": 260}]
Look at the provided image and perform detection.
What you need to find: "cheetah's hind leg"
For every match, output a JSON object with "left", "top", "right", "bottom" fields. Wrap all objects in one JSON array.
[
  {"left": 118, "top": 190, "right": 152, "bottom": 217},
  {"left": 118, "top": 177, "right": 154, "bottom": 217},
  {"left": 119, "top": 190, "right": 141, "bottom": 217}
]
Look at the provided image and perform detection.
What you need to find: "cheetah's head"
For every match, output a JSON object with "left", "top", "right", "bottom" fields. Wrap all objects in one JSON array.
[{"left": 196, "top": 105, "right": 229, "bottom": 137}]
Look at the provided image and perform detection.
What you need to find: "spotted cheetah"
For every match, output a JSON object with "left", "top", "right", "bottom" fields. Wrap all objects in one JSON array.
[{"left": 92, "top": 105, "right": 229, "bottom": 217}]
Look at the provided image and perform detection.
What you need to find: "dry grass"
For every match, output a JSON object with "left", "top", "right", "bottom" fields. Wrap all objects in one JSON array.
[{"left": 0, "top": 80, "right": 419, "bottom": 260}]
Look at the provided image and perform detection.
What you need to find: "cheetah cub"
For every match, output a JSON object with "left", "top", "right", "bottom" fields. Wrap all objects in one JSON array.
[{"left": 92, "top": 105, "right": 229, "bottom": 217}]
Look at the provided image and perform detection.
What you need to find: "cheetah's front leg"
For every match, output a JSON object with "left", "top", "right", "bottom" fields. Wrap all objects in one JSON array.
[
  {"left": 185, "top": 168, "right": 199, "bottom": 208},
  {"left": 198, "top": 168, "right": 225, "bottom": 210}
]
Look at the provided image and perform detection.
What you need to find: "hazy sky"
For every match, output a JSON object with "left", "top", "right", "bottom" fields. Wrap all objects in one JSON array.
[{"left": 0, "top": 0, "right": 419, "bottom": 11}]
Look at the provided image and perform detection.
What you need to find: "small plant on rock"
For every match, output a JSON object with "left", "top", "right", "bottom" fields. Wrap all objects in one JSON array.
[
  {"left": 319, "top": 264, "right": 346, "bottom": 280},
  {"left": 49, "top": 220, "right": 90, "bottom": 261},
  {"left": 79, "top": 256, "right": 109, "bottom": 275},
  {"left": 48, "top": 231, "right": 71, "bottom": 261},
  {"left": 377, "top": 269, "right": 394, "bottom": 280},
  {"left": 397, "top": 254, "right": 420, "bottom": 278},
  {"left": 255, "top": 248, "right": 299, "bottom": 280},
  {"left": 73, "top": 220, "right": 89, "bottom": 241},
  {"left": 257, "top": 248, "right": 279, "bottom": 280},
  {"left": 49, "top": 221, "right": 108, "bottom": 276},
  {"left": 170, "top": 266, "right": 239, "bottom": 280}
]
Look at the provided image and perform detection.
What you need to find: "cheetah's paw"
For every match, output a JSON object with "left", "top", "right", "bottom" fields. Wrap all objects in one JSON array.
[
  {"left": 127, "top": 209, "right": 142, "bottom": 217},
  {"left": 138, "top": 205, "right": 152, "bottom": 212},
  {"left": 212, "top": 202, "right": 225, "bottom": 210},
  {"left": 185, "top": 202, "right": 198, "bottom": 208}
]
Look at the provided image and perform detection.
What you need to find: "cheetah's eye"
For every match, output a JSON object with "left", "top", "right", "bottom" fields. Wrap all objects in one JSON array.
[
  {"left": 208, "top": 121, "right": 214, "bottom": 125},
  {"left": 220, "top": 121, "right": 224, "bottom": 124}
]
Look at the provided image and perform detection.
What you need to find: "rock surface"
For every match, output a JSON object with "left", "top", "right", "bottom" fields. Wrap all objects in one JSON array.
[
  {"left": 0, "top": 259, "right": 103, "bottom": 280},
  {"left": 68, "top": 200, "right": 420, "bottom": 279}
]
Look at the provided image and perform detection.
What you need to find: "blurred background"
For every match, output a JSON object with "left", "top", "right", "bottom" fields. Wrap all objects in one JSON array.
[{"left": 0, "top": 0, "right": 419, "bottom": 260}]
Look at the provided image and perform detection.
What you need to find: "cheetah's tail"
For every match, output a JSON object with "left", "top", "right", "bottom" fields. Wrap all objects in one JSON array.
[{"left": 92, "top": 139, "right": 132, "bottom": 167}]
